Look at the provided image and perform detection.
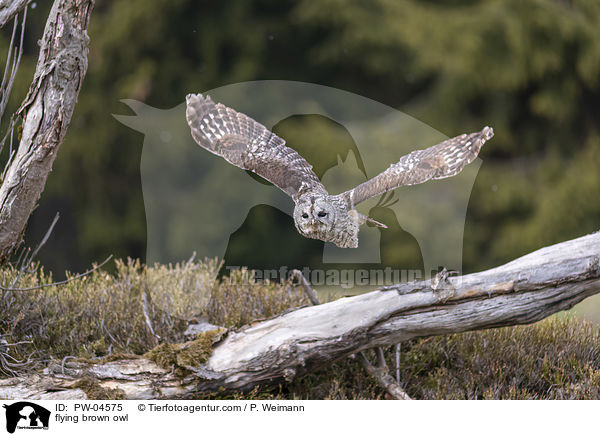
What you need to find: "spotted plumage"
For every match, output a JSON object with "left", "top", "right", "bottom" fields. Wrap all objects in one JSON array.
[{"left": 186, "top": 93, "right": 493, "bottom": 248}]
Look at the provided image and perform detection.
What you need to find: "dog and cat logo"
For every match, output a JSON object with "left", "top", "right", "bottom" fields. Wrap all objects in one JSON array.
[{"left": 2, "top": 402, "right": 50, "bottom": 433}]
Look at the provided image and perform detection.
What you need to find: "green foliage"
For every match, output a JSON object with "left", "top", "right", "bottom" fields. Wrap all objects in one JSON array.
[
  {"left": 485, "top": 139, "right": 600, "bottom": 263},
  {"left": 295, "top": 0, "right": 600, "bottom": 271},
  {"left": 0, "top": 0, "right": 592, "bottom": 278}
]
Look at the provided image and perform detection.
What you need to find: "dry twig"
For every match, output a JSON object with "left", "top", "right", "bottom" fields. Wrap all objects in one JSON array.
[
  {"left": 0, "top": 255, "right": 113, "bottom": 291},
  {"left": 293, "top": 268, "right": 412, "bottom": 399}
]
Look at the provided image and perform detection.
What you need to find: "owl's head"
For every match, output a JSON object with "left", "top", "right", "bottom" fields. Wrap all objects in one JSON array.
[
  {"left": 293, "top": 194, "right": 359, "bottom": 248},
  {"left": 293, "top": 194, "right": 337, "bottom": 236}
]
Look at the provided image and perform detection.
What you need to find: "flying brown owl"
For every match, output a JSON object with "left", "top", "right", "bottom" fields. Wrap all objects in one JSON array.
[{"left": 186, "top": 93, "right": 493, "bottom": 248}]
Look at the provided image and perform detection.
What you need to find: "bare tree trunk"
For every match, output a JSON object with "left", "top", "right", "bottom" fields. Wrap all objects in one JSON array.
[
  {"left": 0, "top": 0, "right": 30, "bottom": 28},
  {"left": 0, "top": 0, "right": 94, "bottom": 261},
  {"left": 0, "top": 232, "right": 598, "bottom": 399}
]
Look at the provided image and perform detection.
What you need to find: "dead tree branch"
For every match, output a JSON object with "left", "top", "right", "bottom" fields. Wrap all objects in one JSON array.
[
  {"left": 0, "top": 0, "right": 94, "bottom": 261},
  {"left": 0, "top": 232, "right": 599, "bottom": 399},
  {"left": 293, "top": 269, "right": 321, "bottom": 306},
  {"left": 0, "top": 7, "right": 25, "bottom": 125},
  {"left": 0, "top": 0, "right": 30, "bottom": 28},
  {"left": 294, "top": 268, "right": 411, "bottom": 399},
  {"left": 359, "top": 349, "right": 411, "bottom": 400}
]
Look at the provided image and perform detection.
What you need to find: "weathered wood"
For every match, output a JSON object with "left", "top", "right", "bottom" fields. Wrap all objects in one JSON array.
[
  {"left": 0, "top": 0, "right": 94, "bottom": 260},
  {"left": 0, "top": 232, "right": 598, "bottom": 399},
  {"left": 0, "top": 0, "right": 30, "bottom": 28},
  {"left": 295, "top": 267, "right": 412, "bottom": 400}
]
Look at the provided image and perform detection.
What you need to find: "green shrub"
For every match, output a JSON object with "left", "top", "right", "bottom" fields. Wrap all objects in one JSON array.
[
  {"left": 0, "top": 259, "right": 308, "bottom": 375},
  {"left": 397, "top": 317, "right": 600, "bottom": 400}
]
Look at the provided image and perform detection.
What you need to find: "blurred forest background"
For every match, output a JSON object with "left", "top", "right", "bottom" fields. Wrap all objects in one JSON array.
[{"left": 1, "top": 0, "right": 599, "bottom": 306}]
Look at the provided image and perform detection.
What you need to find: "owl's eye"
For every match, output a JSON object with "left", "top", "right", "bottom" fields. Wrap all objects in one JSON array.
[
  {"left": 318, "top": 211, "right": 328, "bottom": 217},
  {"left": 302, "top": 213, "right": 309, "bottom": 219}
]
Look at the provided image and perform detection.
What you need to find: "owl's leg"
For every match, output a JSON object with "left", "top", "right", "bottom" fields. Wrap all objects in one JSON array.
[
  {"left": 356, "top": 212, "right": 387, "bottom": 229},
  {"left": 430, "top": 267, "right": 459, "bottom": 299}
]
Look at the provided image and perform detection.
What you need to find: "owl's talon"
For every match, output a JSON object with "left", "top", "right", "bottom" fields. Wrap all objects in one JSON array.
[
  {"left": 366, "top": 216, "right": 387, "bottom": 228},
  {"left": 431, "top": 267, "right": 449, "bottom": 291},
  {"left": 356, "top": 212, "right": 387, "bottom": 228}
]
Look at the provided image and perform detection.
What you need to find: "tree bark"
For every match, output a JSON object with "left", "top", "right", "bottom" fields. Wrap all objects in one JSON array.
[
  {"left": 0, "top": 232, "right": 599, "bottom": 399},
  {"left": 0, "top": 0, "right": 94, "bottom": 261},
  {"left": 0, "top": 0, "right": 30, "bottom": 28}
]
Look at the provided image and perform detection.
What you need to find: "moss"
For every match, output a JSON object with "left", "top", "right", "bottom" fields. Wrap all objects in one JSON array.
[
  {"left": 144, "top": 343, "right": 178, "bottom": 369},
  {"left": 72, "top": 377, "right": 125, "bottom": 400},
  {"left": 78, "top": 337, "right": 110, "bottom": 359},
  {"left": 76, "top": 353, "right": 142, "bottom": 365},
  {"left": 144, "top": 329, "right": 226, "bottom": 376},
  {"left": 101, "top": 352, "right": 142, "bottom": 363},
  {"left": 176, "top": 330, "right": 222, "bottom": 368},
  {"left": 89, "top": 337, "right": 108, "bottom": 356}
]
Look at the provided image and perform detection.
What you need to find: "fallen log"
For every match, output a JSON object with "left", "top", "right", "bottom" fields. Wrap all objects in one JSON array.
[{"left": 1, "top": 232, "right": 599, "bottom": 399}]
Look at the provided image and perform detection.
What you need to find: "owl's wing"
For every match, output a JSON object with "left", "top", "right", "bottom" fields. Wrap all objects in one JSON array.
[
  {"left": 186, "top": 93, "right": 326, "bottom": 201},
  {"left": 342, "top": 127, "right": 494, "bottom": 207}
]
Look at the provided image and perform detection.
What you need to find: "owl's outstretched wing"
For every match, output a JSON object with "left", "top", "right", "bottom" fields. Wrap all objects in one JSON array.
[
  {"left": 342, "top": 127, "right": 494, "bottom": 207},
  {"left": 186, "top": 93, "right": 326, "bottom": 200}
]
